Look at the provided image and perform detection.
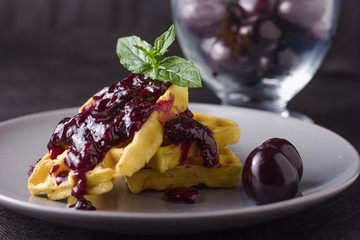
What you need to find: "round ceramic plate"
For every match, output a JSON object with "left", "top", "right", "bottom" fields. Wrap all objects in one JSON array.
[{"left": 0, "top": 103, "right": 358, "bottom": 234}]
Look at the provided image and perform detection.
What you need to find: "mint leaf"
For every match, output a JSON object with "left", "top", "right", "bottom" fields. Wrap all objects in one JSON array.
[
  {"left": 133, "top": 45, "right": 157, "bottom": 68},
  {"left": 116, "top": 36, "right": 152, "bottom": 74},
  {"left": 116, "top": 24, "right": 202, "bottom": 88},
  {"left": 154, "top": 25, "right": 175, "bottom": 55},
  {"left": 146, "top": 56, "right": 202, "bottom": 88}
]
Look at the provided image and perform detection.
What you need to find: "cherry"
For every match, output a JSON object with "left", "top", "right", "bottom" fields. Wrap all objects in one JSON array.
[
  {"left": 278, "top": 0, "right": 325, "bottom": 29},
  {"left": 209, "top": 39, "right": 235, "bottom": 65},
  {"left": 258, "top": 19, "right": 282, "bottom": 41},
  {"left": 263, "top": 138, "right": 303, "bottom": 180},
  {"left": 274, "top": 47, "right": 300, "bottom": 69},
  {"left": 238, "top": 17, "right": 282, "bottom": 55},
  {"left": 178, "top": 0, "right": 226, "bottom": 36},
  {"left": 238, "top": 0, "right": 278, "bottom": 17},
  {"left": 242, "top": 138, "right": 302, "bottom": 204}
]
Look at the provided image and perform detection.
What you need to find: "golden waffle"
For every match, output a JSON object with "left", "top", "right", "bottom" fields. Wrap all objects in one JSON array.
[
  {"left": 145, "top": 112, "right": 240, "bottom": 173},
  {"left": 125, "top": 147, "right": 242, "bottom": 193},
  {"left": 28, "top": 84, "right": 189, "bottom": 200},
  {"left": 28, "top": 151, "right": 116, "bottom": 200},
  {"left": 28, "top": 83, "right": 242, "bottom": 204},
  {"left": 124, "top": 113, "right": 242, "bottom": 193}
]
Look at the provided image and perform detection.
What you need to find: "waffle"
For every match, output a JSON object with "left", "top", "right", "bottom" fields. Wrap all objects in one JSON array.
[
  {"left": 28, "top": 84, "right": 242, "bottom": 205},
  {"left": 28, "top": 84, "right": 188, "bottom": 200},
  {"left": 126, "top": 146, "right": 242, "bottom": 193}
]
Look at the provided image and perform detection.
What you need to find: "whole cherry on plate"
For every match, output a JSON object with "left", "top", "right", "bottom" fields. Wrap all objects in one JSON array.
[
  {"left": 242, "top": 137, "right": 302, "bottom": 204},
  {"left": 262, "top": 137, "right": 303, "bottom": 179}
]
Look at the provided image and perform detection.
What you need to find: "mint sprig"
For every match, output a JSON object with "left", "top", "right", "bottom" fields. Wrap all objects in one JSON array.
[{"left": 116, "top": 25, "right": 202, "bottom": 88}]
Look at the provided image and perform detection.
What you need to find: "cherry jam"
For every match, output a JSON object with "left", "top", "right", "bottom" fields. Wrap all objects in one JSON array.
[
  {"left": 164, "top": 110, "right": 219, "bottom": 168},
  {"left": 44, "top": 74, "right": 219, "bottom": 210},
  {"left": 47, "top": 74, "right": 170, "bottom": 210},
  {"left": 163, "top": 187, "right": 199, "bottom": 204}
]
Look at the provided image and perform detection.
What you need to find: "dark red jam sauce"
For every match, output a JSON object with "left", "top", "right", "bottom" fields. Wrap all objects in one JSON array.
[
  {"left": 49, "top": 164, "right": 60, "bottom": 174},
  {"left": 164, "top": 109, "right": 219, "bottom": 168},
  {"left": 46, "top": 74, "right": 170, "bottom": 210},
  {"left": 41, "top": 73, "right": 219, "bottom": 210},
  {"left": 163, "top": 187, "right": 199, "bottom": 204}
]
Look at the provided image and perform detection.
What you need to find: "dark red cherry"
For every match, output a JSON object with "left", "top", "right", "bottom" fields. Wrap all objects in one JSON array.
[
  {"left": 278, "top": 0, "right": 325, "bottom": 29},
  {"left": 242, "top": 146, "right": 299, "bottom": 204},
  {"left": 238, "top": 0, "right": 278, "bottom": 17},
  {"left": 178, "top": 0, "right": 226, "bottom": 36},
  {"left": 263, "top": 138, "right": 303, "bottom": 180}
]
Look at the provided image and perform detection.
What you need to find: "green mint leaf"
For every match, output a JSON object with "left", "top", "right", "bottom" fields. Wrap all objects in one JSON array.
[
  {"left": 133, "top": 45, "right": 157, "bottom": 68},
  {"left": 154, "top": 25, "right": 175, "bottom": 55},
  {"left": 116, "top": 36, "right": 153, "bottom": 74},
  {"left": 116, "top": 24, "right": 202, "bottom": 88},
  {"left": 145, "top": 56, "right": 202, "bottom": 88}
]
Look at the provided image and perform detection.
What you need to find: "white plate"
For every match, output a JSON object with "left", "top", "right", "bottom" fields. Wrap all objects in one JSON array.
[{"left": 0, "top": 103, "right": 358, "bottom": 234}]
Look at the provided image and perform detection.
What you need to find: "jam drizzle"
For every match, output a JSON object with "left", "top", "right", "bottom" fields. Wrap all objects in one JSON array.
[
  {"left": 47, "top": 74, "right": 170, "bottom": 210},
  {"left": 164, "top": 109, "right": 219, "bottom": 168},
  {"left": 44, "top": 74, "right": 219, "bottom": 210}
]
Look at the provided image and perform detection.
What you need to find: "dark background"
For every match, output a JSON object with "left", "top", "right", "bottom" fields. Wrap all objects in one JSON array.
[{"left": 0, "top": 0, "right": 359, "bottom": 239}]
